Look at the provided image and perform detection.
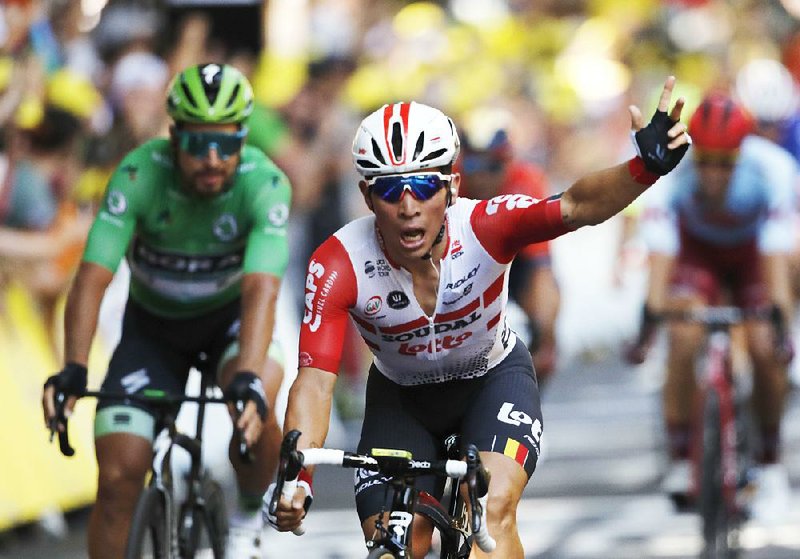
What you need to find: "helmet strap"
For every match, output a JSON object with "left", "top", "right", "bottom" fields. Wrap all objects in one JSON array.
[{"left": 421, "top": 221, "right": 446, "bottom": 260}]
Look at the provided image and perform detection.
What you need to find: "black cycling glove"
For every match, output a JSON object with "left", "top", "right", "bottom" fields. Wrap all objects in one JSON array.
[
  {"left": 44, "top": 362, "right": 88, "bottom": 396},
  {"left": 633, "top": 109, "right": 690, "bottom": 176},
  {"left": 224, "top": 371, "right": 268, "bottom": 420}
]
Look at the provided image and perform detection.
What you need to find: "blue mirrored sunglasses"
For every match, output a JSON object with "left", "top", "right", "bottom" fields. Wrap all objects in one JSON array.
[
  {"left": 176, "top": 128, "right": 247, "bottom": 160},
  {"left": 366, "top": 172, "right": 452, "bottom": 203}
]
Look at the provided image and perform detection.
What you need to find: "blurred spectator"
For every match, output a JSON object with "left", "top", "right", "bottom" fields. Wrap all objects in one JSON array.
[
  {"left": 458, "top": 106, "right": 561, "bottom": 385},
  {"left": 90, "top": 1, "right": 163, "bottom": 66},
  {"left": 107, "top": 51, "right": 170, "bottom": 148},
  {"left": 0, "top": 104, "right": 91, "bottom": 355},
  {"left": 736, "top": 58, "right": 800, "bottom": 153}
]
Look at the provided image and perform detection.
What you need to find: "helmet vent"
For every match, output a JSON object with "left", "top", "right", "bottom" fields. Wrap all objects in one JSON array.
[
  {"left": 179, "top": 78, "right": 199, "bottom": 111},
  {"left": 412, "top": 132, "right": 424, "bottom": 161},
  {"left": 391, "top": 122, "right": 404, "bottom": 160},
  {"left": 356, "top": 159, "right": 379, "bottom": 170},
  {"left": 205, "top": 82, "right": 220, "bottom": 105},
  {"left": 227, "top": 83, "right": 241, "bottom": 108},
  {"left": 371, "top": 139, "right": 386, "bottom": 165},
  {"left": 421, "top": 148, "right": 447, "bottom": 162}
]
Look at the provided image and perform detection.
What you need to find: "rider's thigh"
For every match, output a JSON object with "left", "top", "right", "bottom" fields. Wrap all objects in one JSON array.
[
  {"left": 95, "top": 432, "right": 152, "bottom": 494},
  {"left": 666, "top": 297, "right": 706, "bottom": 362}
]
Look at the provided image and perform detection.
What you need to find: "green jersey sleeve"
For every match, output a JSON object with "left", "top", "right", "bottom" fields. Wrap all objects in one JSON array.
[
  {"left": 81, "top": 146, "right": 151, "bottom": 272},
  {"left": 242, "top": 162, "right": 292, "bottom": 277}
]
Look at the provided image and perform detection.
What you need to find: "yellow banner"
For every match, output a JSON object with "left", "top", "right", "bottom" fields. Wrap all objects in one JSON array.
[{"left": 0, "top": 284, "right": 106, "bottom": 530}]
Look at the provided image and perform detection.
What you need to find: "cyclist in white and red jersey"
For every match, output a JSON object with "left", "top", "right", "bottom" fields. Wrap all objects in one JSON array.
[
  {"left": 629, "top": 92, "right": 797, "bottom": 522},
  {"left": 267, "top": 77, "right": 691, "bottom": 557}
]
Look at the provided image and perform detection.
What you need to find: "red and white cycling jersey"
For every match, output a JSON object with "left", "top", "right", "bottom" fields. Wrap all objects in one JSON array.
[{"left": 299, "top": 195, "right": 571, "bottom": 385}]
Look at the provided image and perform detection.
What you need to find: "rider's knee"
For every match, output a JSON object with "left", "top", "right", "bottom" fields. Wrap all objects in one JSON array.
[
  {"left": 95, "top": 445, "right": 150, "bottom": 501},
  {"left": 486, "top": 482, "right": 519, "bottom": 529}
]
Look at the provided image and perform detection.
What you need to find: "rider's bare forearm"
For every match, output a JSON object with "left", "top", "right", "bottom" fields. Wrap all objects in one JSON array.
[
  {"left": 560, "top": 162, "right": 653, "bottom": 229},
  {"left": 284, "top": 367, "right": 337, "bottom": 456},
  {"left": 237, "top": 272, "right": 281, "bottom": 375},
  {"left": 64, "top": 262, "right": 114, "bottom": 365}
]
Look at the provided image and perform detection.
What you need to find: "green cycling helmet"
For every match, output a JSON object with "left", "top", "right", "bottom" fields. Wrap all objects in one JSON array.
[{"left": 166, "top": 63, "right": 254, "bottom": 124}]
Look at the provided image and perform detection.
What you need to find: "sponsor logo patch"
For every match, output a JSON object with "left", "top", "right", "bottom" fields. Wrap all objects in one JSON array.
[
  {"left": 387, "top": 290, "right": 410, "bottom": 310},
  {"left": 268, "top": 203, "right": 289, "bottom": 227},
  {"left": 213, "top": 213, "right": 238, "bottom": 241},
  {"left": 364, "top": 296, "right": 382, "bottom": 316},
  {"left": 107, "top": 190, "right": 128, "bottom": 215}
]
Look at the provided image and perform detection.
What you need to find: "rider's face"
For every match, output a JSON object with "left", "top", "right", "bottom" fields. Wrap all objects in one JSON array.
[
  {"left": 693, "top": 149, "right": 737, "bottom": 206},
  {"left": 172, "top": 122, "right": 243, "bottom": 198},
  {"left": 361, "top": 171, "right": 460, "bottom": 262}
]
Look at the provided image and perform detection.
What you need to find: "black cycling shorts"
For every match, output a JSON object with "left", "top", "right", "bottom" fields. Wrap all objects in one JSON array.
[
  {"left": 354, "top": 338, "right": 542, "bottom": 522},
  {"left": 96, "top": 298, "right": 240, "bottom": 431}
]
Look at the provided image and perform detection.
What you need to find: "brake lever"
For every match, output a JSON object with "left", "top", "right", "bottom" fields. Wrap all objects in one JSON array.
[
  {"left": 269, "top": 430, "right": 302, "bottom": 516},
  {"left": 235, "top": 400, "right": 255, "bottom": 463},
  {"left": 52, "top": 391, "right": 75, "bottom": 457}
]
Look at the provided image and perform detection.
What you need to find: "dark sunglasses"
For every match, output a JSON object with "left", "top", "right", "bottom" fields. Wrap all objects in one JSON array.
[
  {"left": 693, "top": 149, "right": 738, "bottom": 168},
  {"left": 366, "top": 172, "right": 452, "bottom": 202},
  {"left": 176, "top": 128, "right": 247, "bottom": 160}
]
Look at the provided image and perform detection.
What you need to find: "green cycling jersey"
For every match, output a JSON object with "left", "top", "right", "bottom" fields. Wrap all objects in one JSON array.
[{"left": 83, "top": 138, "right": 291, "bottom": 318}]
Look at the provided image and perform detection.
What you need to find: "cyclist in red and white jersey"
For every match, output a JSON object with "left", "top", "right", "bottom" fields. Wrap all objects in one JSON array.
[{"left": 267, "top": 77, "right": 691, "bottom": 557}]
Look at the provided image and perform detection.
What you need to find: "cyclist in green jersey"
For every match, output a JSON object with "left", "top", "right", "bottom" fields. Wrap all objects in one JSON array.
[{"left": 41, "top": 63, "right": 291, "bottom": 558}]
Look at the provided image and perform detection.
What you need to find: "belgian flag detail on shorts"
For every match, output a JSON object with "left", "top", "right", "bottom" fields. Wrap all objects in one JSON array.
[{"left": 502, "top": 437, "right": 529, "bottom": 467}]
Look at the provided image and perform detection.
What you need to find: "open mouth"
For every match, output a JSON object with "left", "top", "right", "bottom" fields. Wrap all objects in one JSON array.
[{"left": 399, "top": 228, "right": 426, "bottom": 250}]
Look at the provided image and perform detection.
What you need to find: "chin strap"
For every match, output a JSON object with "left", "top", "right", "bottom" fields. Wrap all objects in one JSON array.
[
  {"left": 421, "top": 222, "right": 446, "bottom": 260},
  {"left": 421, "top": 187, "right": 453, "bottom": 260}
]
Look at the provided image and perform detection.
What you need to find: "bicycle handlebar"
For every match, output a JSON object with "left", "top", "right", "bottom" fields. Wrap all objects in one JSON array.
[
  {"left": 48, "top": 389, "right": 255, "bottom": 462},
  {"left": 655, "top": 305, "right": 777, "bottom": 327},
  {"left": 271, "top": 430, "right": 497, "bottom": 552}
]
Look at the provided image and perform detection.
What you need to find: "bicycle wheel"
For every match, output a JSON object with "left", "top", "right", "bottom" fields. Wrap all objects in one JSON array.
[
  {"left": 699, "top": 390, "right": 738, "bottom": 558},
  {"left": 366, "top": 546, "right": 396, "bottom": 559},
  {"left": 179, "top": 476, "right": 228, "bottom": 558},
  {"left": 124, "top": 485, "right": 170, "bottom": 559}
]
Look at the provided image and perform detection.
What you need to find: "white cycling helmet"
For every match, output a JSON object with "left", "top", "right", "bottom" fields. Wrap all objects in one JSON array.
[
  {"left": 735, "top": 58, "right": 799, "bottom": 123},
  {"left": 352, "top": 101, "right": 460, "bottom": 177}
]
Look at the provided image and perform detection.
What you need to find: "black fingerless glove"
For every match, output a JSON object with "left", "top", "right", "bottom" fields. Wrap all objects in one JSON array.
[
  {"left": 634, "top": 109, "right": 690, "bottom": 175},
  {"left": 44, "top": 362, "right": 88, "bottom": 396},
  {"left": 224, "top": 371, "right": 268, "bottom": 420}
]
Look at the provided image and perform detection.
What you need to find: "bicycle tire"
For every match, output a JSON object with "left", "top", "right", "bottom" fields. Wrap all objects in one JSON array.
[
  {"left": 699, "top": 390, "right": 737, "bottom": 558},
  {"left": 366, "top": 546, "right": 396, "bottom": 559},
  {"left": 124, "top": 485, "right": 170, "bottom": 559},
  {"left": 179, "top": 475, "right": 228, "bottom": 558}
]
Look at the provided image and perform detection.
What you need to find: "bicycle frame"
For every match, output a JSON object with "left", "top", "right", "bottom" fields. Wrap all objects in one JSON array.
[
  {"left": 663, "top": 306, "right": 774, "bottom": 558},
  {"left": 692, "top": 331, "right": 740, "bottom": 510},
  {"left": 50, "top": 371, "right": 248, "bottom": 558}
]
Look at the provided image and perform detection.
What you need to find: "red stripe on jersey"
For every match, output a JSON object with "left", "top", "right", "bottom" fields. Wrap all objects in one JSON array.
[
  {"left": 482, "top": 273, "right": 505, "bottom": 307},
  {"left": 435, "top": 297, "right": 479, "bottom": 323},
  {"left": 487, "top": 312, "right": 501, "bottom": 330},
  {"left": 378, "top": 315, "right": 428, "bottom": 335},
  {"left": 351, "top": 313, "right": 376, "bottom": 334}
]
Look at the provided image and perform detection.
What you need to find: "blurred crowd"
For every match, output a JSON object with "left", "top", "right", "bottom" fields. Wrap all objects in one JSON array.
[
  {"left": 2, "top": 0, "right": 800, "bottom": 547},
  {"left": 2, "top": 0, "right": 800, "bottom": 403}
]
